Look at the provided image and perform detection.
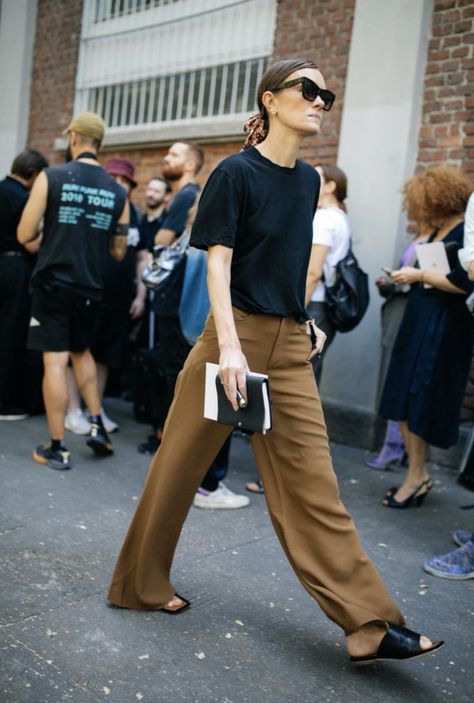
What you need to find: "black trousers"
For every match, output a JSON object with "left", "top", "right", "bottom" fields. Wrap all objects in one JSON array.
[
  {"left": 156, "top": 315, "right": 192, "bottom": 418},
  {"left": 156, "top": 314, "right": 231, "bottom": 489},
  {"left": 0, "top": 255, "right": 34, "bottom": 410}
]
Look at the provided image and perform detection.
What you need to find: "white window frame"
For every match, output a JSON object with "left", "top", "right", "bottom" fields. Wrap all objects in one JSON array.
[{"left": 61, "top": 0, "right": 276, "bottom": 148}]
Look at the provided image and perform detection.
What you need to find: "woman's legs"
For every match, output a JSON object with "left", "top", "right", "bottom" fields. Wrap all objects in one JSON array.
[
  {"left": 108, "top": 320, "right": 232, "bottom": 609},
  {"left": 109, "top": 311, "right": 432, "bottom": 652},
  {"left": 249, "top": 333, "right": 404, "bottom": 636},
  {"left": 393, "top": 421, "right": 430, "bottom": 502}
]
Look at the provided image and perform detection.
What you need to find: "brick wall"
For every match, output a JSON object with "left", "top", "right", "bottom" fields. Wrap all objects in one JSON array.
[
  {"left": 27, "top": 0, "right": 83, "bottom": 164},
  {"left": 417, "top": 0, "right": 474, "bottom": 175},
  {"left": 415, "top": 0, "right": 474, "bottom": 422},
  {"left": 101, "top": 141, "right": 241, "bottom": 211},
  {"left": 26, "top": 0, "right": 356, "bottom": 208},
  {"left": 273, "top": 0, "right": 356, "bottom": 165}
]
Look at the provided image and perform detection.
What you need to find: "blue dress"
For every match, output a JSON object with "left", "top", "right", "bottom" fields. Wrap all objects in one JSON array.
[{"left": 379, "top": 222, "right": 474, "bottom": 449}]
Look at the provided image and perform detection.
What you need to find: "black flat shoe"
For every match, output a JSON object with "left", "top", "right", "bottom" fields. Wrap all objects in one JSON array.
[
  {"left": 245, "top": 479, "right": 264, "bottom": 494},
  {"left": 350, "top": 625, "right": 444, "bottom": 665},
  {"left": 160, "top": 594, "right": 190, "bottom": 614},
  {"left": 383, "top": 479, "right": 432, "bottom": 508}
]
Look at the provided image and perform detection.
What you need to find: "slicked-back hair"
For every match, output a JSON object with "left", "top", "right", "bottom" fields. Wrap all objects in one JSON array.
[
  {"left": 257, "top": 59, "right": 318, "bottom": 125},
  {"left": 318, "top": 163, "right": 348, "bottom": 212}
]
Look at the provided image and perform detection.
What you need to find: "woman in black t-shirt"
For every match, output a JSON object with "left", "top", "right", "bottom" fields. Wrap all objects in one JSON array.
[{"left": 109, "top": 59, "right": 442, "bottom": 665}]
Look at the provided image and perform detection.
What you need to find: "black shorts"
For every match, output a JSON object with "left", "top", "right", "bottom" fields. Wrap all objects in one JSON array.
[
  {"left": 27, "top": 285, "right": 98, "bottom": 353},
  {"left": 90, "top": 304, "right": 131, "bottom": 369}
]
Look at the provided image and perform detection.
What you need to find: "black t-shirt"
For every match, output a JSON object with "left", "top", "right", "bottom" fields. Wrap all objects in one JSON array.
[
  {"left": 31, "top": 161, "right": 126, "bottom": 299},
  {"left": 0, "top": 176, "right": 30, "bottom": 254},
  {"left": 140, "top": 210, "right": 167, "bottom": 253},
  {"left": 152, "top": 182, "right": 200, "bottom": 317},
  {"left": 190, "top": 147, "right": 320, "bottom": 319},
  {"left": 101, "top": 202, "right": 146, "bottom": 307}
]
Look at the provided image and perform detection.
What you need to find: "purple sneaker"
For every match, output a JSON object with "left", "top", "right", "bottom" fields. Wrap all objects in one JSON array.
[
  {"left": 424, "top": 540, "right": 474, "bottom": 580},
  {"left": 452, "top": 529, "right": 473, "bottom": 547}
]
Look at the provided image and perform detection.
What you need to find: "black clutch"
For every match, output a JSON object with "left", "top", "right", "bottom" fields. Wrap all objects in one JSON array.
[{"left": 204, "top": 363, "right": 272, "bottom": 434}]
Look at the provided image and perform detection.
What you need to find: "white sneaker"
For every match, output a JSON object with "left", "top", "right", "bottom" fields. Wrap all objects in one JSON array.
[
  {"left": 65, "top": 409, "right": 91, "bottom": 435},
  {"left": 193, "top": 482, "right": 250, "bottom": 510},
  {"left": 100, "top": 407, "right": 119, "bottom": 433}
]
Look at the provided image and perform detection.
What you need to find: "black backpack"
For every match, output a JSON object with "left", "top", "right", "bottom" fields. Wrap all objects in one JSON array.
[{"left": 324, "top": 243, "right": 370, "bottom": 333}]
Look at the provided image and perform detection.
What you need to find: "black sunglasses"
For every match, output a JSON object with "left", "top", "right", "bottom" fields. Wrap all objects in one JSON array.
[{"left": 269, "top": 77, "right": 336, "bottom": 112}]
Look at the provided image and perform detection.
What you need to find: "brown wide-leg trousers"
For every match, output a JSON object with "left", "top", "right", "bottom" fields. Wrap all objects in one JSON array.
[{"left": 108, "top": 308, "right": 404, "bottom": 635}]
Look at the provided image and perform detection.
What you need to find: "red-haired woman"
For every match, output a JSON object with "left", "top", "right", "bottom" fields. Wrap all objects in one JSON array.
[
  {"left": 380, "top": 166, "right": 474, "bottom": 507},
  {"left": 108, "top": 59, "right": 442, "bottom": 665}
]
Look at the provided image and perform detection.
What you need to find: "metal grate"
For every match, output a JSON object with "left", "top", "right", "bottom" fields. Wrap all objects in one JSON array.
[
  {"left": 76, "top": 0, "right": 276, "bottom": 132},
  {"left": 85, "top": 56, "right": 269, "bottom": 128},
  {"left": 94, "top": 0, "right": 180, "bottom": 23}
]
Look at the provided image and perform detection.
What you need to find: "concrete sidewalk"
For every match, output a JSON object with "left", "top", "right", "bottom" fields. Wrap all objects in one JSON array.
[{"left": 0, "top": 399, "right": 473, "bottom": 703}]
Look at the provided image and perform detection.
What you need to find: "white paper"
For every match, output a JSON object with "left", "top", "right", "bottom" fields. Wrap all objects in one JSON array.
[{"left": 204, "top": 362, "right": 220, "bottom": 421}]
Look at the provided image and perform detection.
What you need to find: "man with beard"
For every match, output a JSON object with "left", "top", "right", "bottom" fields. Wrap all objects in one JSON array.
[
  {"left": 138, "top": 142, "right": 201, "bottom": 455},
  {"left": 137, "top": 144, "right": 250, "bottom": 509},
  {"left": 17, "top": 112, "right": 129, "bottom": 470},
  {"left": 139, "top": 176, "right": 171, "bottom": 252}
]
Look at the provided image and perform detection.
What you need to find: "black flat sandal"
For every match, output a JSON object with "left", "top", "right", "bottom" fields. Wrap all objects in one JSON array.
[
  {"left": 350, "top": 625, "right": 444, "bottom": 665},
  {"left": 160, "top": 594, "right": 191, "bottom": 614}
]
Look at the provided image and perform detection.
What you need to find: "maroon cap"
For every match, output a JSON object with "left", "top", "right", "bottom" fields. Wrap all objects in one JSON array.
[{"left": 105, "top": 156, "right": 137, "bottom": 187}]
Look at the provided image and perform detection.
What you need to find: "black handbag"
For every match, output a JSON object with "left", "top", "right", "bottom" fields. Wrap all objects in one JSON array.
[
  {"left": 215, "top": 375, "right": 272, "bottom": 434},
  {"left": 141, "top": 230, "right": 190, "bottom": 292},
  {"left": 324, "top": 243, "right": 370, "bottom": 333},
  {"left": 204, "top": 363, "right": 272, "bottom": 434}
]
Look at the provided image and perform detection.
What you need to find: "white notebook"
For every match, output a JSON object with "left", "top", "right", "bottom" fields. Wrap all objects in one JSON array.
[
  {"left": 415, "top": 242, "right": 450, "bottom": 288},
  {"left": 204, "top": 362, "right": 272, "bottom": 434}
]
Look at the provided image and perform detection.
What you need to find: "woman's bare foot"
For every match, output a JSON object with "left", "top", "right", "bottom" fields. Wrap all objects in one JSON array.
[
  {"left": 391, "top": 476, "right": 431, "bottom": 504},
  {"left": 163, "top": 595, "right": 187, "bottom": 611},
  {"left": 346, "top": 622, "right": 433, "bottom": 657}
]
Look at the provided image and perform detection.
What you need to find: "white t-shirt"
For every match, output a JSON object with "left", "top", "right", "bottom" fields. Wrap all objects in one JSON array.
[
  {"left": 458, "top": 192, "right": 474, "bottom": 271},
  {"left": 310, "top": 207, "right": 351, "bottom": 302}
]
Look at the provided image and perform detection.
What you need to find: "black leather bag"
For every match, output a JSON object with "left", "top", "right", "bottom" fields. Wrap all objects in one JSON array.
[
  {"left": 325, "top": 244, "right": 370, "bottom": 333},
  {"left": 215, "top": 375, "right": 272, "bottom": 434}
]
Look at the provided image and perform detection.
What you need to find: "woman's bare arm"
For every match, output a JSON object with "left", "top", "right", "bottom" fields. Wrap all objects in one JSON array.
[
  {"left": 207, "top": 244, "right": 249, "bottom": 410},
  {"left": 305, "top": 243, "right": 329, "bottom": 305},
  {"left": 390, "top": 266, "right": 464, "bottom": 294}
]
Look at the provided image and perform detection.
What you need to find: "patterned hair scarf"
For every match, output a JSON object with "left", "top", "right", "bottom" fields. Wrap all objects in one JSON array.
[{"left": 241, "top": 112, "right": 268, "bottom": 151}]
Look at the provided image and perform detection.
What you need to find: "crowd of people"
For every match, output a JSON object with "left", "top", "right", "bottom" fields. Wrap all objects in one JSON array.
[{"left": 1, "top": 56, "right": 473, "bottom": 666}]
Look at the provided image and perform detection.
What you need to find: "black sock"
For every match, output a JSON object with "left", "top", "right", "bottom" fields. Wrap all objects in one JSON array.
[
  {"left": 200, "top": 477, "right": 219, "bottom": 493},
  {"left": 51, "top": 438, "right": 66, "bottom": 451},
  {"left": 89, "top": 414, "right": 104, "bottom": 429}
]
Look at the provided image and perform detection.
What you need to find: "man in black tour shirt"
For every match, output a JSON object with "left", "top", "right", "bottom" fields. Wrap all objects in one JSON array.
[
  {"left": 17, "top": 112, "right": 129, "bottom": 471},
  {"left": 138, "top": 142, "right": 201, "bottom": 455},
  {"left": 139, "top": 176, "right": 171, "bottom": 253},
  {"left": 89, "top": 156, "right": 149, "bottom": 432},
  {"left": 0, "top": 149, "right": 49, "bottom": 420}
]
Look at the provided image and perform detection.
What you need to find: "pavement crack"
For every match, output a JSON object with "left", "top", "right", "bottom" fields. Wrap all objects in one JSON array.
[
  {"left": 0, "top": 525, "right": 24, "bottom": 536},
  {"left": 186, "top": 530, "right": 274, "bottom": 565},
  {"left": 7, "top": 633, "right": 101, "bottom": 703},
  {"left": 0, "top": 587, "right": 106, "bottom": 629}
]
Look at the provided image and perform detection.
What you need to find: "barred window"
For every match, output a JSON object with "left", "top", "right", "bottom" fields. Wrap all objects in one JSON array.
[
  {"left": 94, "top": 1, "right": 181, "bottom": 23},
  {"left": 75, "top": 0, "right": 276, "bottom": 138}
]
